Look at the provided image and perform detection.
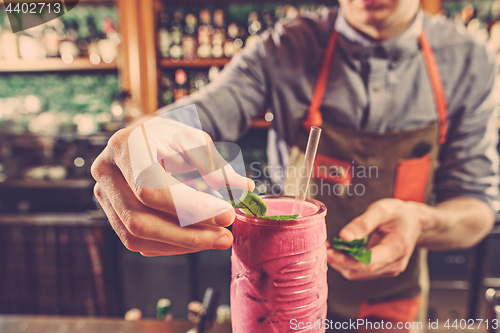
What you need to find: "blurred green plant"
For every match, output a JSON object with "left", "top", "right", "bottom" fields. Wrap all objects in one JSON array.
[{"left": 0, "top": 74, "right": 119, "bottom": 115}]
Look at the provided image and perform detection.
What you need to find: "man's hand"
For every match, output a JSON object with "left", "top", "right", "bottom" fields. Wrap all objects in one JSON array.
[
  {"left": 91, "top": 115, "right": 254, "bottom": 256},
  {"left": 327, "top": 196, "right": 495, "bottom": 280},
  {"left": 327, "top": 198, "right": 427, "bottom": 280}
]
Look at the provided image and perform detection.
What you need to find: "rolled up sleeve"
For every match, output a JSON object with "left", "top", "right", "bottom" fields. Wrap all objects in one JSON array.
[{"left": 434, "top": 47, "right": 499, "bottom": 210}]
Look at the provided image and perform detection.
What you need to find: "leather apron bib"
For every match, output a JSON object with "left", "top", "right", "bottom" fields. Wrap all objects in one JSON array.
[{"left": 284, "top": 30, "right": 448, "bottom": 321}]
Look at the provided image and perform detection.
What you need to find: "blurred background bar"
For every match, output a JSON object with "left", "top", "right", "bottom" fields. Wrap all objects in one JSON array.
[{"left": 0, "top": 0, "right": 499, "bottom": 330}]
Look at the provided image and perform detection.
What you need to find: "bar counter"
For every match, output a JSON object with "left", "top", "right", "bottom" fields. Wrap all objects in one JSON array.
[{"left": 0, "top": 315, "right": 232, "bottom": 333}]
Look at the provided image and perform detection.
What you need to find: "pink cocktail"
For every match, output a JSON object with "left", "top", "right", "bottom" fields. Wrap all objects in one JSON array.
[{"left": 231, "top": 196, "right": 328, "bottom": 333}]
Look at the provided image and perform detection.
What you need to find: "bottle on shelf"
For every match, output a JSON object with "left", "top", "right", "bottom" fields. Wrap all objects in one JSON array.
[
  {"left": 98, "top": 17, "right": 119, "bottom": 63},
  {"left": 216, "top": 304, "right": 231, "bottom": 324},
  {"left": 59, "top": 20, "right": 80, "bottom": 64},
  {"left": 44, "top": 21, "right": 62, "bottom": 58},
  {"left": 156, "top": 298, "right": 173, "bottom": 321},
  {"left": 212, "top": 8, "right": 226, "bottom": 58},
  {"left": 226, "top": 18, "right": 247, "bottom": 58},
  {"left": 261, "top": 10, "right": 275, "bottom": 31},
  {"left": 193, "top": 71, "right": 209, "bottom": 91},
  {"left": 208, "top": 66, "right": 220, "bottom": 83},
  {"left": 182, "top": 13, "right": 198, "bottom": 61},
  {"left": 87, "top": 16, "right": 101, "bottom": 65},
  {"left": 160, "top": 71, "right": 174, "bottom": 105},
  {"left": 198, "top": 8, "right": 213, "bottom": 58},
  {"left": 173, "top": 69, "right": 189, "bottom": 101},
  {"left": 74, "top": 6, "right": 90, "bottom": 57},
  {"left": 187, "top": 300, "right": 203, "bottom": 323},
  {"left": 158, "top": 10, "right": 171, "bottom": 58},
  {"left": 246, "top": 11, "right": 262, "bottom": 49},
  {"left": 169, "top": 9, "right": 184, "bottom": 59},
  {"left": 19, "top": 24, "right": 47, "bottom": 62}
]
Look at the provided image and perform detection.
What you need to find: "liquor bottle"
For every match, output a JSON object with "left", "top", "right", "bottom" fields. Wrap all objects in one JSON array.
[
  {"left": 173, "top": 69, "right": 189, "bottom": 100},
  {"left": 86, "top": 16, "right": 101, "bottom": 64},
  {"left": 246, "top": 11, "right": 262, "bottom": 49},
  {"left": 197, "top": 9, "right": 212, "bottom": 58},
  {"left": 98, "top": 17, "right": 118, "bottom": 63},
  {"left": 216, "top": 304, "right": 231, "bottom": 324},
  {"left": 247, "top": 11, "right": 262, "bottom": 35},
  {"left": 188, "top": 70, "right": 198, "bottom": 95},
  {"left": 59, "top": 20, "right": 80, "bottom": 63},
  {"left": 19, "top": 25, "right": 46, "bottom": 62},
  {"left": 193, "top": 71, "right": 208, "bottom": 91},
  {"left": 74, "top": 6, "right": 90, "bottom": 56},
  {"left": 158, "top": 10, "right": 171, "bottom": 58},
  {"left": 211, "top": 28, "right": 225, "bottom": 58},
  {"left": 169, "top": 9, "right": 184, "bottom": 59},
  {"left": 156, "top": 298, "right": 173, "bottom": 321},
  {"left": 213, "top": 8, "right": 225, "bottom": 29},
  {"left": 182, "top": 13, "right": 198, "bottom": 60},
  {"left": 212, "top": 8, "right": 226, "bottom": 58},
  {"left": 224, "top": 22, "right": 243, "bottom": 57},
  {"left": 208, "top": 66, "right": 220, "bottom": 82},
  {"left": 44, "top": 25, "right": 60, "bottom": 58},
  {"left": 187, "top": 300, "right": 202, "bottom": 323},
  {"left": 274, "top": 5, "right": 286, "bottom": 22},
  {"left": 160, "top": 71, "right": 174, "bottom": 105},
  {"left": 262, "top": 10, "right": 275, "bottom": 31},
  {"left": 284, "top": 5, "right": 300, "bottom": 22}
]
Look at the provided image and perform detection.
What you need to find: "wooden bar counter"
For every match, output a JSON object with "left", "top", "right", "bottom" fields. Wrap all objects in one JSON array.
[{"left": 0, "top": 315, "right": 232, "bottom": 333}]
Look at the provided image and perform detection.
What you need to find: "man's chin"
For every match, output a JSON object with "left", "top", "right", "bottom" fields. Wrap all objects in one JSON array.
[{"left": 352, "top": 9, "right": 394, "bottom": 27}]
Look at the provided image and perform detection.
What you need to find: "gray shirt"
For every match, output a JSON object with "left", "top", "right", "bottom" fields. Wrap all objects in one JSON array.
[{"left": 159, "top": 8, "right": 499, "bottom": 209}]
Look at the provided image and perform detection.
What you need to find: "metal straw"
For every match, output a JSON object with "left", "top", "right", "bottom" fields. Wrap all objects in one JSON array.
[{"left": 292, "top": 126, "right": 322, "bottom": 216}]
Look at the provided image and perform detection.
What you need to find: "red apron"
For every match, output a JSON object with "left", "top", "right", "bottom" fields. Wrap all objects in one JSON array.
[{"left": 285, "top": 28, "right": 448, "bottom": 323}]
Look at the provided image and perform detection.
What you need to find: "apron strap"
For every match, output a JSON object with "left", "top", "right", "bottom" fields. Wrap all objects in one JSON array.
[
  {"left": 303, "top": 31, "right": 338, "bottom": 131},
  {"left": 419, "top": 31, "right": 449, "bottom": 145},
  {"left": 302, "top": 29, "right": 449, "bottom": 145}
]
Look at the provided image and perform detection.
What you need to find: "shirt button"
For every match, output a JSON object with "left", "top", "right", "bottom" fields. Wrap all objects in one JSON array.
[{"left": 373, "top": 84, "right": 382, "bottom": 92}]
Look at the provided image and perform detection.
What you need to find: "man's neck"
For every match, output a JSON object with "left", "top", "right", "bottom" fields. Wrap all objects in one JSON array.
[{"left": 343, "top": 4, "right": 420, "bottom": 42}]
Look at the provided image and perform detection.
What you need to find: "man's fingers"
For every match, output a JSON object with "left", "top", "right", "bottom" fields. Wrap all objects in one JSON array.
[
  {"left": 111, "top": 156, "right": 238, "bottom": 227},
  {"left": 95, "top": 183, "right": 228, "bottom": 254},
  {"left": 339, "top": 199, "right": 403, "bottom": 241},
  {"left": 328, "top": 232, "right": 412, "bottom": 280},
  {"left": 96, "top": 170, "right": 234, "bottom": 249}
]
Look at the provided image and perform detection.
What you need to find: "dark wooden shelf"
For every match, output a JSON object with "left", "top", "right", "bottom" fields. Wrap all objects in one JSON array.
[
  {"left": 0, "top": 179, "right": 95, "bottom": 189},
  {"left": 0, "top": 58, "right": 117, "bottom": 73},
  {"left": 160, "top": 57, "right": 231, "bottom": 68}
]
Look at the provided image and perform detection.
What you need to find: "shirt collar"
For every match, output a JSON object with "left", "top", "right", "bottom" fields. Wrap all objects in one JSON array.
[{"left": 334, "top": 8, "right": 424, "bottom": 64}]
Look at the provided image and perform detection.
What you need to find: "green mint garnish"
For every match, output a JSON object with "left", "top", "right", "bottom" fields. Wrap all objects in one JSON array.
[
  {"left": 219, "top": 186, "right": 298, "bottom": 220},
  {"left": 332, "top": 236, "right": 372, "bottom": 265},
  {"left": 219, "top": 186, "right": 267, "bottom": 217}
]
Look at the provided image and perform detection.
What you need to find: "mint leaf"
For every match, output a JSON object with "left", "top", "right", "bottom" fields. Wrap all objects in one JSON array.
[
  {"left": 219, "top": 186, "right": 267, "bottom": 217},
  {"left": 262, "top": 215, "right": 299, "bottom": 221},
  {"left": 332, "top": 237, "right": 371, "bottom": 265}
]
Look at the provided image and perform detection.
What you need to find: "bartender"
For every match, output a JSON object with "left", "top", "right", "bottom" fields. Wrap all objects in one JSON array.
[{"left": 91, "top": 0, "right": 499, "bottom": 326}]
